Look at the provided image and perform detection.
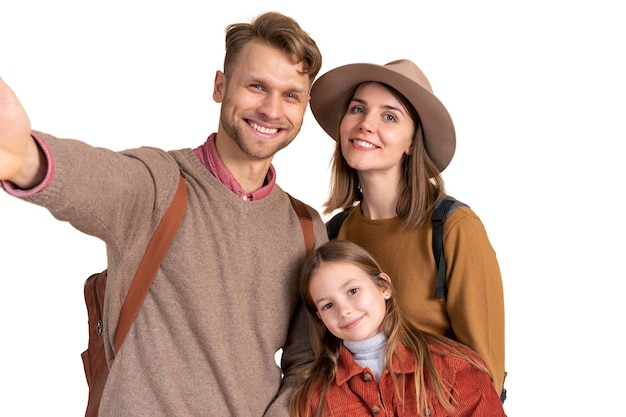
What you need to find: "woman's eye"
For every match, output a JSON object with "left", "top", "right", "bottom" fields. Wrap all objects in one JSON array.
[{"left": 349, "top": 105, "right": 364, "bottom": 114}]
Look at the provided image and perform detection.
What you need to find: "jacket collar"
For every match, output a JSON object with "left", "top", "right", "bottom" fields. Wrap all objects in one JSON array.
[{"left": 335, "top": 343, "right": 417, "bottom": 385}]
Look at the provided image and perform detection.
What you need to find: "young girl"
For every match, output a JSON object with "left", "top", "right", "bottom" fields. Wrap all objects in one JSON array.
[{"left": 290, "top": 239, "right": 505, "bottom": 417}]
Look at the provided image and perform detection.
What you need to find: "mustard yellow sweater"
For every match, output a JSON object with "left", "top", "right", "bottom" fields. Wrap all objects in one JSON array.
[{"left": 335, "top": 203, "right": 506, "bottom": 394}]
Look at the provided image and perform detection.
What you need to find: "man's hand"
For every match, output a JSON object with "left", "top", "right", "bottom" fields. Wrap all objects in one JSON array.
[{"left": 0, "top": 77, "right": 45, "bottom": 188}]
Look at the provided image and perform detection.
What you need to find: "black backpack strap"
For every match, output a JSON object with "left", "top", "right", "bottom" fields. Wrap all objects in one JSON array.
[
  {"left": 326, "top": 207, "right": 353, "bottom": 240},
  {"left": 430, "top": 196, "right": 468, "bottom": 299}
]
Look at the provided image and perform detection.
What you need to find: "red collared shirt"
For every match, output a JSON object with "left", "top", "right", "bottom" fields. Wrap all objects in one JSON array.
[{"left": 193, "top": 133, "right": 276, "bottom": 201}]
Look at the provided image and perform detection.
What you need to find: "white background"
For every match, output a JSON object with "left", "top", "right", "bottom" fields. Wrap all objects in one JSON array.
[{"left": 1, "top": 1, "right": 624, "bottom": 415}]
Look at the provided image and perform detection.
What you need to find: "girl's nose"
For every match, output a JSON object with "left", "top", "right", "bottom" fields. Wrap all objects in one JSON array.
[{"left": 338, "top": 302, "right": 352, "bottom": 318}]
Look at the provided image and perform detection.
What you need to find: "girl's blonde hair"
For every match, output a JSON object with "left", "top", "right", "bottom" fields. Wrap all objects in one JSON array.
[{"left": 290, "top": 240, "right": 491, "bottom": 417}]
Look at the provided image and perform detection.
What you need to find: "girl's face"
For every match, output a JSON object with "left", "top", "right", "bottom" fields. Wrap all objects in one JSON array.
[
  {"left": 309, "top": 261, "right": 390, "bottom": 342},
  {"left": 339, "top": 82, "right": 415, "bottom": 175}
]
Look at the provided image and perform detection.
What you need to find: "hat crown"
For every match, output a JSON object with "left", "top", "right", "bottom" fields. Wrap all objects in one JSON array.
[{"left": 384, "top": 59, "right": 433, "bottom": 94}]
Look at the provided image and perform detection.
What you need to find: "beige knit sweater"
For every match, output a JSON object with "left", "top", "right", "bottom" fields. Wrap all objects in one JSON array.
[{"left": 23, "top": 132, "right": 328, "bottom": 416}]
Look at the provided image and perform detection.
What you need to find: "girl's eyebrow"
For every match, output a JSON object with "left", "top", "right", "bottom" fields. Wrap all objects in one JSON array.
[
  {"left": 340, "top": 278, "right": 360, "bottom": 289},
  {"left": 313, "top": 295, "right": 329, "bottom": 305},
  {"left": 313, "top": 278, "right": 359, "bottom": 305}
]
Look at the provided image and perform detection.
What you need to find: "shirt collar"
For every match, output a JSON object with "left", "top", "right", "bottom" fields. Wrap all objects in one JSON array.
[{"left": 193, "top": 133, "right": 276, "bottom": 201}]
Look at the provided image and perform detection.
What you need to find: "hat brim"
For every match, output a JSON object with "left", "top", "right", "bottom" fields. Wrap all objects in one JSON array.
[{"left": 310, "top": 63, "right": 456, "bottom": 172}]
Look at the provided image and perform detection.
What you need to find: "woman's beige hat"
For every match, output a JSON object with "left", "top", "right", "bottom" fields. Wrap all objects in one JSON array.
[{"left": 309, "top": 59, "right": 456, "bottom": 172}]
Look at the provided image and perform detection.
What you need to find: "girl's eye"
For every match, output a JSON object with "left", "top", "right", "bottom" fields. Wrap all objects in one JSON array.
[
  {"left": 348, "top": 288, "right": 359, "bottom": 296},
  {"left": 321, "top": 302, "right": 333, "bottom": 311}
]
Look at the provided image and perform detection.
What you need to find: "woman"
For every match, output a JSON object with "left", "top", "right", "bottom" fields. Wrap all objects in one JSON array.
[
  {"left": 309, "top": 59, "right": 506, "bottom": 398},
  {"left": 290, "top": 239, "right": 505, "bottom": 417}
]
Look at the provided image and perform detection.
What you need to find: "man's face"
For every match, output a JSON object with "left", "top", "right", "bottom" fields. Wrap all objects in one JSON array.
[{"left": 213, "top": 40, "right": 311, "bottom": 162}]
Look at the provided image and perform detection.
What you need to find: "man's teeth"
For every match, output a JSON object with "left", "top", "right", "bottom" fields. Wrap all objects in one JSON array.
[{"left": 251, "top": 122, "right": 278, "bottom": 135}]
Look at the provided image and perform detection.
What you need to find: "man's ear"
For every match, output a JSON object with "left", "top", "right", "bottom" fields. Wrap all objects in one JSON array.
[{"left": 213, "top": 70, "right": 226, "bottom": 103}]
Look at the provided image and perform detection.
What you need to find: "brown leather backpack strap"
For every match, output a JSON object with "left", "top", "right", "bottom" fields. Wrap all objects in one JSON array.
[
  {"left": 114, "top": 173, "right": 188, "bottom": 355},
  {"left": 288, "top": 194, "right": 314, "bottom": 255}
]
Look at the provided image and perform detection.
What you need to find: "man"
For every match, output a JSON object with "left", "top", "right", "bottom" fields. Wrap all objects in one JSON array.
[{"left": 0, "top": 11, "right": 327, "bottom": 416}]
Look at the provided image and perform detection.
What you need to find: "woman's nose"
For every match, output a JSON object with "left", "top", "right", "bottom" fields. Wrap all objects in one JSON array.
[{"left": 358, "top": 113, "right": 375, "bottom": 133}]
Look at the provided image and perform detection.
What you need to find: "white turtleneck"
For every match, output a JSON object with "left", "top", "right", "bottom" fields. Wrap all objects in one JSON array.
[{"left": 343, "top": 332, "right": 388, "bottom": 381}]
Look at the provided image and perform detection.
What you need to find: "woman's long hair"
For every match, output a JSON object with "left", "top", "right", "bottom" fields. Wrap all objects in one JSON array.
[
  {"left": 323, "top": 82, "right": 445, "bottom": 228},
  {"left": 290, "top": 240, "right": 491, "bottom": 417}
]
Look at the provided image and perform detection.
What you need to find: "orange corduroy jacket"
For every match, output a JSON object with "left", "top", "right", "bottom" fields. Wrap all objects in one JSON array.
[{"left": 308, "top": 343, "right": 505, "bottom": 417}]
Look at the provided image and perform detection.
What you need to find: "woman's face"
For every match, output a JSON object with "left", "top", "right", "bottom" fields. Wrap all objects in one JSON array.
[
  {"left": 339, "top": 82, "right": 415, "bottom": 175},
  {"left": 309, "top": 260, "right": 390, "bottom": 342}
]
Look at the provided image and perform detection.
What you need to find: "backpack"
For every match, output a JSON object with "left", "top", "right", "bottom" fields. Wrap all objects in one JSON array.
[
  {"left": 326, "top": 195, "right": 467, "bottom": 299},
  {"left": 80, "top": 174, "right": 314, "bottom": 417},
  {"left": 81, "top": 173, "right": 188, "bottom": 417}
]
